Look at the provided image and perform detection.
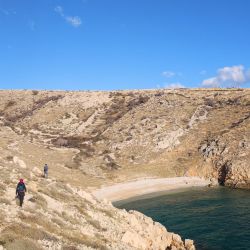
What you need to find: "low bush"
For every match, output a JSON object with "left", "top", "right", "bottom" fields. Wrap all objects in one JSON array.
[
  {"left": 5, "top": 100, "right": 16, "bottom": 108},
  {"left": 32, "top": 90, "right": 39, "bottom": 95}
]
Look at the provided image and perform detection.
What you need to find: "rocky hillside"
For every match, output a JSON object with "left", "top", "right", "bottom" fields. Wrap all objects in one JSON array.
[
  {"left": 0, "top": 162, "right": 194, "bottom": 249},
  {"left": 0, "top": 89, "right": 249, "bottom": 189},
  {"left": 0, "top": 88, "right": 249, "bottom": 249}
]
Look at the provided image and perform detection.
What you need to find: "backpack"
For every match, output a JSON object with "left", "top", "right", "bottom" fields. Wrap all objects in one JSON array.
[{"left": 18, "top": 184, "right": 25, "bottom": 193}]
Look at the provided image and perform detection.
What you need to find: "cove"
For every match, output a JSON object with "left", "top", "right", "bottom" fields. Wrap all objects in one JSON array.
[{"left": 115, "top": 187, "right": 250, "bottom": 250}]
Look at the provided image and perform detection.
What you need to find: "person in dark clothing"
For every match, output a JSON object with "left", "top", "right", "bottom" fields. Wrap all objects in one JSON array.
[
  {"left": 44, "top": 163, "right": 48, "bottom": 178},
  {"left": 16, "top": 179, "right": 27, "bottom": 207}
]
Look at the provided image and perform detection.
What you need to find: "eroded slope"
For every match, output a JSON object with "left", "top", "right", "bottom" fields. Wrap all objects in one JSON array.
[{"left": 0, "top": 89, "right": 249, "bottom": 188}]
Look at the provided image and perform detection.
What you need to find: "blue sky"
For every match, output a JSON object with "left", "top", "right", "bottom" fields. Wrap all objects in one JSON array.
[{"left": 0, "top": 0, "right": 250, "bottom": 90}]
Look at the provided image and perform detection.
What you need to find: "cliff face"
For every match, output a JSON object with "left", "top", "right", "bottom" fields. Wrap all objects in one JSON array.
[{"left": 0, "top": 89, "right": 249, "bottom": 188}]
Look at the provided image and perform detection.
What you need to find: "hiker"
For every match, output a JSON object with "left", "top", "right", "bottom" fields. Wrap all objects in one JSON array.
[
  {"left": 44, "top": 163, "right": 48, "bottom": 178},
  {"left": 16, "top": 179, "right": 27, "bottom": 207}
]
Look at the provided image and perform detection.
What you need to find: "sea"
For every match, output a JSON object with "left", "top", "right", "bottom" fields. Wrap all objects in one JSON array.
[{"left": 115, "top": 186, "right": 250, "bottom": 250}]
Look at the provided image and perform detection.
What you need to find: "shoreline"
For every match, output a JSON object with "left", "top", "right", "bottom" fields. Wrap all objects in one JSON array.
[{"left": 92, "top": 176, "right": 212, "bottom": 202}]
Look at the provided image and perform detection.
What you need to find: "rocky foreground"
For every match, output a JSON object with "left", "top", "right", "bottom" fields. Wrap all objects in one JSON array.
[{"left": 0, "top": 165, "right": 194, "bottom": 250}]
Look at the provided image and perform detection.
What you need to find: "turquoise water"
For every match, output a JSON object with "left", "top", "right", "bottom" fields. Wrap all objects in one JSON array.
[{"left": 115, "top": 187, "right": 250, "bottom": 250}]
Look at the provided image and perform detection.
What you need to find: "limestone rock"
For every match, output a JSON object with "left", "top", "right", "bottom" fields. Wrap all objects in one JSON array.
[
  {"left": 185, "top": 239, "right": 196, "bottom": 250},
  {"left": 122, "top": 231, "right": 148, "bottom": 249}
]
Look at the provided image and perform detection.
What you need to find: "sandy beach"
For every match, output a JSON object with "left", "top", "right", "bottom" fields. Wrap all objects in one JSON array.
[{"left": 92, "top": 177, "right": 211, "bottom": 202}]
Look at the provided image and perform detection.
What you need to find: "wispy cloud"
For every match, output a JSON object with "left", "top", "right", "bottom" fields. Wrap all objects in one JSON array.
[
  {"left": 202, "top": 65, "right": 250, "bottom": 88},
  {"left": 66, "top": 16, "right": 82, "bottom": 27},
  {"left": 200, "top": 70, "right": 207, "bottom": 75},
  {"left": 55, "top": 6, "right": 64, "bottom": 16},
  {"left": 55, "top": 5, "right": 82, "bottom": 28},
  {"left": 162, "top": 71, "right": 175, "bottom": 78},
  {"left": 0, "top": 8, "right": 16, "bottom": 15},
  {"left": 165, "top": 82, "right": 185, "bottom": 89}
]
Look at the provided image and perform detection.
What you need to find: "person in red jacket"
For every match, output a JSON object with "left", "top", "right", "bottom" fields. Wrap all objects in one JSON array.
[{"left": 16, "top": 179, "right": 27, "bottom": 207}]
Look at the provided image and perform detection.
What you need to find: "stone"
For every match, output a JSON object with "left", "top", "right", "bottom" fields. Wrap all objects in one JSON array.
[
  {"left": 121, "top": 231, "right": 147, "bottom": 249},
  {"left": 172, "top": 233, "right": 182, "bottom": 243},
  {"left": 185, "top": 239, "right": 196, "bottom": 250}
]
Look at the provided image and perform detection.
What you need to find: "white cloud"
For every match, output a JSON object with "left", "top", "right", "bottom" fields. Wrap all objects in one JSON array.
[
  {"left": 165, "top": 82, "right": 185, "bottom": 89},
  {"left": 202, "top": 65, "right": 250, "bottom": 87},
  {"left": 218, "top": 65, "right": 245, "bottom": 82},
  {"left": 55, "top": 6, "right": 64, "bottom": 16},
  {"left": 66, "top": 16, "right": 82, "bottom": 27},
  {"left": 162, "top": 71, "right": 175, "bottom": 78},
  {"left": 55, "top": 5, "right": 82, "bottom": 28},
  {"left": 202, "top": 77, "right": 219, "bottom": 88}
]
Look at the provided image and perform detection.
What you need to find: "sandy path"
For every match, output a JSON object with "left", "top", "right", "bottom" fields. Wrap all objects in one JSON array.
[{"left": 92, "top": 177, "right": 211, "bottom": 202}]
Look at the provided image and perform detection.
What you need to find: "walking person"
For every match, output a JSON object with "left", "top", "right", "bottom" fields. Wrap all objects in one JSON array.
[
  {"left": 16, "top": 179, "right": 27, "bottom": 207},
  {"left": 44, "top": 163, "right": 48, "bottom": 178}
]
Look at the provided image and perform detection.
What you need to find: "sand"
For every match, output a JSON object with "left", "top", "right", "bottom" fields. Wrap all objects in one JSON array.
[{"left": 92, "top": 177, "right": 211, "bottom": 202}]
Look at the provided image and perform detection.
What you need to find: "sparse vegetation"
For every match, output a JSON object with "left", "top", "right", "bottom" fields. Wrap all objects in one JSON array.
[
  {"left": 4, "top": 94, "right": 63, "bottom": 125},
  {"left": 204, "top": 98, "right": 216, "bottom": 107},
  {"left": 0, "top": 89, "right": 249, "bottom": 250},
  {"left": 5, "top": 100, "right": 16, "bottom": 108},
  {"left": 28, "top": 193, "right": 47, "bottom": 209},
  {"left": 6, "top": 155, "right": 13, "bottom": 161},
  {"left": 32, "top": 90, "right": 39, "bottom": 95}
]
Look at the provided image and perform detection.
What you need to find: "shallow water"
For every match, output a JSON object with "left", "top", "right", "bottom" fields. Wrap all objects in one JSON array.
[{"left": 115, "top": 187, "right": 250, "bottom": 250}]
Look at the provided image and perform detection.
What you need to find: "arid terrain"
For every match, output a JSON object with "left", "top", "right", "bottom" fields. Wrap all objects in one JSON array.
[{"left": 0, "top": 88, "right": 249, "bottom": 249}]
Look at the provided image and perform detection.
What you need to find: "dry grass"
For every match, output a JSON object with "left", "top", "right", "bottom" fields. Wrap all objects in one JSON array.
[
  {"left": 74, "top": 204, "right": 105, "bottom": 230},
  {"left": 0, "top": 197, "right": 11, "bottom": 205},
  {"left": 2, "top": 178, "right": 13, "bottom": 186},
  {"left": 51, "top": 217, "right": 67, "bottom": 228},
  {"left": 38, "top": 186, "right": 69, "bottom": 201},
  {"left": 61, "top": 211, "right": 81, "bottom": 226},
  {"left": 87, "top": 218, "right": 106, "bottom": 231},
  {"left": 0, "top": 223, "right": 55, "bottom": 249},
  {"left": 0, "top": 182, "right": 6, "bottom": 196},
  {"left": 28, "top": 193, "right": 47, "bottom": 209},
  {"left": 0, "top": 209, "right": 5, "bottom": 222},
  {"left": 62, "top": 245, "right": 79, "bottom": 250},
  {"left": 60, "top": 230, "right": 109, "bottom": 250},
  {"left": 9, "top": 239, "right": 41, "bottom": 250},
  {"left": 18, "top": 213, "right": 59, "bottom": 239},
  {"left": 99, "top": 208, "right": 115, "bottom": 218}
]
